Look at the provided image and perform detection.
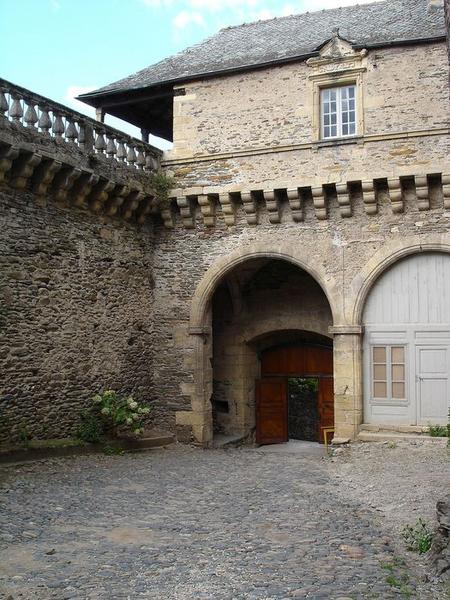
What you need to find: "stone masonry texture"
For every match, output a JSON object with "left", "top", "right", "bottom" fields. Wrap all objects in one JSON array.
[
  {"left": 0, "top": 189, "right": 162, "bottom": 445},
  {"left": 1, "top": 24, "right": 449, "bottom": 445}
]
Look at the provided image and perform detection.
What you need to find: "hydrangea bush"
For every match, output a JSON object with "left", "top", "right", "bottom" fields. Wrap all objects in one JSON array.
[{"left": 92, "top": 390, "right": 150, "bottom": 436}]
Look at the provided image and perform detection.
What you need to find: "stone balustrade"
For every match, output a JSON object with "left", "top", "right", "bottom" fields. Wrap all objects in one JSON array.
[
  {"left": 0, "top": 78, "right": 164, "bottom": 225},
  {"left": 0, "top": 78, "right": 160, "bottom": 171}
]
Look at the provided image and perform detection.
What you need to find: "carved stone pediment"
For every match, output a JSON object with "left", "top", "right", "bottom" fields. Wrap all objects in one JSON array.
[
  {"left": 307, "top": 29, "right": 367, "bottom": 72},
  {"left": 319, "top": 33, "right": 355, "bottom": 59}
]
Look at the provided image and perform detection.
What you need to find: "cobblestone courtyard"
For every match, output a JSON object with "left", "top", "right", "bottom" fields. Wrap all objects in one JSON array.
[{"left": 0, "top": 443, "right": 448, "bottom": 600}]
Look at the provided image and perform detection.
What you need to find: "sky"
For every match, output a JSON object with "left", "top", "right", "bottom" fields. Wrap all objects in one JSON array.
[{"left": 0, "top": 0, "right": 376, "bottom": 146}]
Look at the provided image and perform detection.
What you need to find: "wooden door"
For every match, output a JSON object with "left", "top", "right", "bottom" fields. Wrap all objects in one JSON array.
[
  {"left": 318, "top": 377, "right": 334, "bottom": 436},
  {"left": 416, "top": 345, "right": 449, "bottom": 425},
  {"left": 256, "top": 378, "right": 288, "bottom": 445}
]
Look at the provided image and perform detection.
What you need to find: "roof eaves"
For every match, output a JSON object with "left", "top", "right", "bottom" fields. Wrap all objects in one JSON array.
[{"left": 78, "top": 33, "right": 447, "bottom": 103}]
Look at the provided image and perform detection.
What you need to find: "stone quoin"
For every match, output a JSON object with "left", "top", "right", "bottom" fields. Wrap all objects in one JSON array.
[{"left": 1, "top": 0, "right": 449, "bottom": 447}]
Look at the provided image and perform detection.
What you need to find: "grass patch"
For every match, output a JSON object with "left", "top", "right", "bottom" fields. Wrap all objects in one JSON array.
[{"left": 402, "top": 518, "right": 433, "bottom": 554}]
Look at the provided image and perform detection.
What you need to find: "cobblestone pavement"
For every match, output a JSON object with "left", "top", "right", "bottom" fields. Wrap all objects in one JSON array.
[{"left": 0, "top": 445, "right": 444, "bottom": 599}]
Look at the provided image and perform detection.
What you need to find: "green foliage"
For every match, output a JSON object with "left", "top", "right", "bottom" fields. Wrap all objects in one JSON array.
[
  {"left": 91, "top": 390, "right": 150, "bottom": 437},
  {"left": 428, "top": 423, "right": 448, "bottom": 437},
  {"left": 19, "top": 426, "right": 32, "bottom": 448},
  {"left": 102, "top": 444, "right": 125, "bottom": 456},
  {"left": 150, "top": 170, "right": 175, "bottom": 205},
  {"left": 77, "top": 411, "right": 104, "bottom": 443},
  {"left": 401, "top": 518, "right": 433, "bottom": 554}
]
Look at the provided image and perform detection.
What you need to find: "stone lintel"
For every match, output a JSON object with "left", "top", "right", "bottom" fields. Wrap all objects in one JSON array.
[
  {"left": 188, "top": 326, "right": 210, "bottom": 336},
  {"left": 329, "top": 325, "right": 364, "bottom": 335}
]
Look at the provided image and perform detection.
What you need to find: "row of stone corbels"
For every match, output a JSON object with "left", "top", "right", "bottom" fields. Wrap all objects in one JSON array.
[
  {"left": 162, "top": 173, "right": 450, "bottom": 228},
  {"left": 0, "top": 142, "right": 155, "bottom": 223},
  {"left": 0, "top": 81, "right": 160, "bottom": 172}
]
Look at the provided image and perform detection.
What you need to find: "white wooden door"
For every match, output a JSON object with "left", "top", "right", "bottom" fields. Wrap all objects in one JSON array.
[
  {"left": 416, "top": 345, "right": 449, "bottom": 425},
  {"left": 363, "top": 252, "right": 450, "bottom": 426}
]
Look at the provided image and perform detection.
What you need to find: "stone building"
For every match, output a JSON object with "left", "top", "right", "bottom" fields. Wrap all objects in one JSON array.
[{"left": 0, "top": 0, "right": 449, "bottom": 447}]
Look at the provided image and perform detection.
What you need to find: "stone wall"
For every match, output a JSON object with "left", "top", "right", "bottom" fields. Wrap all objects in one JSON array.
[
  {"left": 0, "top": 189, "right": 160, "bottom": 446},
  {"left": 446, "top": 1, "right": 450, "bottom": 68},
  {"left": 168, "top": 41, "right": 448, "bottom": 163}
]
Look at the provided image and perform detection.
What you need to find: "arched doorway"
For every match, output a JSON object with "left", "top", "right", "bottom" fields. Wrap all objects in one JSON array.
[
  {"left": 362, "top": 252, "right": 450, "bottom": 426},
  {"left": 256, "top": 340, "right": 334, "bottom": 445},
  {"left": 210, "top": 258, "right": 334, "bottom": 444}
]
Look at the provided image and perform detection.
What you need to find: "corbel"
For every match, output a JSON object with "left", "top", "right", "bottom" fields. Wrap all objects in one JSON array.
[
  {"left": 443, "top": 174, "right": 450, "bottom": 210},
  {"left": 122, "top": 189, "right": 144, "bottom": 220},
  {"left": 219, "top": 192, "right": 236, "bottom": 226},
  {"left": 71, "top": 172, "right": 99, "bottom": 207},
  {"left": 286, "top": 188, "right": 304, "bottom": 222},
  {"left": 387, "top": 177, "right": 403, "bottom": 214},
  {"left": 88, "top": 179, "right": 116, "bottom": 213},
  {"left": 415, "top": 175, "right": 429, "bottom": 211},
  {"left": 32, "top": 158, "right": 62, "bottom": 199},
  {"left": 311, "top": 185, "right": 327, "bottom": 220},
  {"left": 335, "top": 183, "right": 352, "bottom": 218},
  {"left": 105, "top": 183, "right": 129, "bottom": 216},
  {"left": 10, "top": 151, "right": 42, "bottom": 189},
  {"left": 198, "top": 193, "right": 216, "bottom": 227},
  {"left": 136, "top": 195, "right": 153, "bottom": 225},
  {"left": 160, "top": 197, "right": 175, "bottom": 228},
  {"left": 361, "top": 180, "right": 377, "bottom": 215},
  {"left": 52, "top": 166, "right": 82, "bottom": 203},
  {"left": 0, "top": 145, "right": 20, "bottom": 183},
  {"left": 263, "top": 189, "right": 280, "bottom": 224},
  {"left": 176, "top": 195, "right": 195, "bottom": 229},
  {"left": 241, "top": 191, "right": 258, "bottom": 225}
]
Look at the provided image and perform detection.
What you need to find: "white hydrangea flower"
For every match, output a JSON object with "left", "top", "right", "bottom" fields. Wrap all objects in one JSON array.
[
  {"left": 126, "top": 417, "right": 133, "bottom": 425},
  {"left": 92, "top": 395, "right": 102, "bottom": 404},
  {"left": 101, "top": 407, "right": 110, "bottom": 415},
  {"left": 127, "top": 398, "right": 138, "bottom": 409}
]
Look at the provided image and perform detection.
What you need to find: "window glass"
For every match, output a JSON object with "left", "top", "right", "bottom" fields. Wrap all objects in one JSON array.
[
  {"left": 371, "top": 345, "right": 406, "bottom": 402},
  {"left": 373, "top": 347, "right": 386, "bottom": 362},
  {"left": 321, "top": 85, "right": 357, "bottom": 139}
]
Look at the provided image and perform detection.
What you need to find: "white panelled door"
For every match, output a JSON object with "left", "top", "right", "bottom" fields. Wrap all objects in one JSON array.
[
  {"left": 416, "top": 346, "right": 449, "bottom": 424},
  {"left": 363, "top": 253, "right": 450, "bottom": 426}
]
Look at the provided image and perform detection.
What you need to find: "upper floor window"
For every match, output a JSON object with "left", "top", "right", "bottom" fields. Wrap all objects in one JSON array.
[{"left": 321, "top": 85, "right": 356, "bottom": 139}]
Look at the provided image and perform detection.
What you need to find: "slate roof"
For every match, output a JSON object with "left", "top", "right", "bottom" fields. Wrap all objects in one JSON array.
[{"left": 81, "top": 0, "right": 446, "bottom": 99}]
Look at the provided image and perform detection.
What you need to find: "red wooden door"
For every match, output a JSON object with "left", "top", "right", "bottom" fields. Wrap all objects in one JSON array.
[
  {"left": 256, "top": 378, "right": 288, "bottom": 445},
  {"left": 318, "top": 377, "right": 334, "bottom": 439}
]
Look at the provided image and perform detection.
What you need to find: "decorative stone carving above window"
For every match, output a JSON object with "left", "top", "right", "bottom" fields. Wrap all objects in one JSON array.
[{"left": 307, "top": 30, "right": 367, "bottom": 142}]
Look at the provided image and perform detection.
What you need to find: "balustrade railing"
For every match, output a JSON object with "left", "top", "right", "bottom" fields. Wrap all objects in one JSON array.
[{"left": 0, "top": 78, "right": 161, "bottom": 172}]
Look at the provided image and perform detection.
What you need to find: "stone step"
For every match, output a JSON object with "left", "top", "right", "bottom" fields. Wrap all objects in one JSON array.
[
  {"left": 357, "top": 431, "right": 448, "bottom": 445},
  {"left": 359, "top": 423, "right": 428, "bottom": 434},
  {"left": 211, "top": 434, "right": 247, "bottom": 448},
  {"left": 0, "top": 430, "right": 175, "bottom": 464}
]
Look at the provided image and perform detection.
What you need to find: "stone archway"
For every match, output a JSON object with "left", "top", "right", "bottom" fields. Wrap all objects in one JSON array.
[
  {"left": 178, "top": 244, "right": 341, "bottom": 445},
  {"left": 348, "top": 237, "right": 450, "bottom": 432}
]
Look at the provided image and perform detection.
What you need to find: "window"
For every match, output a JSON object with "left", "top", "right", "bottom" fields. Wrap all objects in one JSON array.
[
  {"left": 321, "top": 85, "right": 356, "bottom": 139},
  {"left": 372, "top": 346, "right": 406, "bottom": 401}
]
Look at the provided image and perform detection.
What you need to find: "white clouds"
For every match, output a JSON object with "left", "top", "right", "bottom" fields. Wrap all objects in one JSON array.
[
  {"left": 173, "top": 10, "right": 206, "bottom": 29},
  {"left": 188, "top": 0, "right": 259, "bottom": 11},
  {"left": 300, "top": 0, "right": 377, "bottom": 10},
  {"left": 65, "top": 85, "right": 96, "bottom": 116},
  {"left": 141, "top": 0, "right": 381, "bottom": 35}
]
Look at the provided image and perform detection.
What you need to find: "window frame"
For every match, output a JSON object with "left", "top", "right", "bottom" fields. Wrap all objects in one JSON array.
[
  {"left": 371, "top": 344, "right": 407, "bottom": 404},
  {"left": 309, "top": 68, "right": 365, "bottom": 143},
  {"left": 320, "top": 84, "right": 357, "bottom": 140}
]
